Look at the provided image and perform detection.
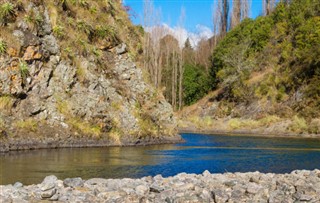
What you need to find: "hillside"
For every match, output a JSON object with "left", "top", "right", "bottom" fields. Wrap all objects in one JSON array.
[
  {"left": 179, "top": 0, "right": 320, "bottom": 136},
  {"left": 0, "top": 0, "right": 180, "bottom": 152}
]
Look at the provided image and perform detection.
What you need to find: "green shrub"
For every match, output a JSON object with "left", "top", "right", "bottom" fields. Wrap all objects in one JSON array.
[
  {"left": 183, "top": 64, "right": 211, "bottom": 105},
  {"left": 0, "top": 39, "right": 7, "bottom": 55},
  {"left": 19, "top": 60, "right": 29, "bottom": 80},
  {"left": 0, "top": 2, "right": 15, "bottom": 24},
  {"left": 53, "top": 25, "right": 65, "bottom": 38}
]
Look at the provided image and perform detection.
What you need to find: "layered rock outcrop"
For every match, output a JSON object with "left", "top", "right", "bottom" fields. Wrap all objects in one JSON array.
[{"left": 0, "top": 2, "right": 180, "bottom": 152}]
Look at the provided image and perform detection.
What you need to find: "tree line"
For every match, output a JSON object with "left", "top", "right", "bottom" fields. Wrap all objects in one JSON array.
[{"left": 140, "top": 0, "right": 291, "bottom": 110}]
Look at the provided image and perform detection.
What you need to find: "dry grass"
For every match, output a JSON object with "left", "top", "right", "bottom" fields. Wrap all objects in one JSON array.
[
  {"left": 178, "top": 88, "right": 223, "bottom": 118},
  {"left": 288, "top": 115, "right": 308, "bottom": 133},
  {"left": 67, "top": 118, "right": 101, "bottom": 138},
  {"left": 0, "top": 95, "right": 14, "bottom": 110},
  {"left": 246, "top": 68, "right": 273, "bottom": 85},
  {"left": 15, "top": 119, "right": 38, "bottom": 132},
  {"left": 309, "top": 119, "right": 320, "bottom": 134},
  {"left": 186, "top": 116, "right": 215, "bottom": 129},
  {"left": 56, "top": 100, "right": 71, "bottom": 116},
  {"left": 227, "top": 115, "right": 282, "bottom": 130}
]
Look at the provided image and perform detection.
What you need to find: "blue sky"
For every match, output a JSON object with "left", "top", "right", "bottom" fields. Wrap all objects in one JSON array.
[{"left": 124, "top": 0, "right": 264, "bottom": 32}]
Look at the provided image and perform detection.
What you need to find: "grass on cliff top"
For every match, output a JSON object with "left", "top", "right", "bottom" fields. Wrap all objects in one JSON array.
[{"left": 0, "top": 0, "right": 143, "bottom": 63}]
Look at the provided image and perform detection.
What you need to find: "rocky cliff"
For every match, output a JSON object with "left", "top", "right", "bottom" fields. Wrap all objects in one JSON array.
[{"left": 0, "top": 1, "right": 180, "bottom": 152}]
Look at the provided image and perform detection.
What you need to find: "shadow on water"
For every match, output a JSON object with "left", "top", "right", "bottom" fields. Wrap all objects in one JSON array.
[{"left": 1, "top": 133, "right": 320, "bottom": 185}]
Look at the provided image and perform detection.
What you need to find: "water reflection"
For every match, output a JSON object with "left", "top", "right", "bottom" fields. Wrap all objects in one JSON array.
[{"left": 1, "top": 134, "right": 320, "bottom": 185}]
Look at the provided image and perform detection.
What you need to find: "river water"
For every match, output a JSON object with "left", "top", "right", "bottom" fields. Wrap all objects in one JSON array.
[{"left": 1, "top": 133, "right": 320, "bottom": 185}]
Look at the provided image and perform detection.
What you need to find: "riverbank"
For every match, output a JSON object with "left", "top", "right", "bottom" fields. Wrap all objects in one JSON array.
[
  {"left": 0, "top": 130, "right": 183, "bottom": 153},
  {"left": 1, "top": 170, "right": 319, "bottom": 202},
  {"left": 179, "top": 127, "right": 320, "bottom": 139}
]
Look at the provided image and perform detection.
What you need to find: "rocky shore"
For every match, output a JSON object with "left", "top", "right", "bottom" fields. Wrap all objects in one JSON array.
[{"left": 1, "top": 170, "right": 319, "bottom": 203}]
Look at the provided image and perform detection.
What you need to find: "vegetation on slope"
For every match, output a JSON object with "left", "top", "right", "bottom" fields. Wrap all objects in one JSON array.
[{"left": 181, "top": 0, "right": 320, "bottom": 134}]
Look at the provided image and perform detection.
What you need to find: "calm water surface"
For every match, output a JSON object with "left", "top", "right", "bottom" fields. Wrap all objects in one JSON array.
[{"left": 1, "top": 133, "right": 320, "bottom": 185}]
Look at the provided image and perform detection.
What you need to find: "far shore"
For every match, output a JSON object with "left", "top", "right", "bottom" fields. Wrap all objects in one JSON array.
[{"left": 179, "top": 127, "right": 320, "bottom": 139}]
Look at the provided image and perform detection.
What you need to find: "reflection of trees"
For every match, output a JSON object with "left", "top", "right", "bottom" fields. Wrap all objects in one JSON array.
[{"left": 1, "top": 144, "right": 179, "bottom": 184}]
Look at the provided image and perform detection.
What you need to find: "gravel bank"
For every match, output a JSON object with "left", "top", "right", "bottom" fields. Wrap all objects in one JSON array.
[{"left": 1, "top": 170, "right": 319, "bottom": 202}]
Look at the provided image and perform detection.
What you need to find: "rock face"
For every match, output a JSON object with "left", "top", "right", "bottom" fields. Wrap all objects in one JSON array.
[
  {"left": 1, "top": 170, "right": 320, "bottom": 202},
  {"left": 0, "top": 2, "right": 180, "bottom": 152}
]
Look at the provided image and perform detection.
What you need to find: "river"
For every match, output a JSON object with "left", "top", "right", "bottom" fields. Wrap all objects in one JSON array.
[{"left": 1, "top": 133, "right": 320, "bottom": 185}]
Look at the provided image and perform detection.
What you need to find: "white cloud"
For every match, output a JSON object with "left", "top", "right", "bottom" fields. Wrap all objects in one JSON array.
[{"left": 145, "top": 24, "right": 213, "bottom": 48}]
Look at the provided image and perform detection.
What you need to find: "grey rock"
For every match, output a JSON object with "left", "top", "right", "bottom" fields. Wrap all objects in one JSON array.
[
  {"left": 298, "top": 194, "right": 313, "bottom": 201},
  {"left": 212, "top": 189, "right": 229, "bottom": 203},
  {"left": 0, "top": 196, "right": 11, "bottom": 203},
  {"left": 247, "top": 182, "right": 262, "bottom": 194},
  {"left": 224, "top": 180, "right": 238, "bottom": 187},
  {"left": 38, "top": 9, "right": 52, "bottom": 35},
  {"left": 13, "top": 182, "right": 23, "bottom": 188},
  {"left": 49, "top": 193, "right": 59, "bottom": 201},
  {"left": 116, "top": 43, "right": 127, "bottom": 55},
  {"left": 41, "top": 188, "right": 56, "bottom": 199},
  {"left": 85, "top": 178, "right": 109, "bottom": 185},
  {"left": 40, "top": 175, "right": 57, "bottom": 191},
  {"left": 41, "top": 35, "right": 59, "bottom": 55},
  {"left": 63, "top": 177, "right": 84, "bottom": 188},
  {"left": 135, "top": 185, "right": 149, "bottom": 196}
]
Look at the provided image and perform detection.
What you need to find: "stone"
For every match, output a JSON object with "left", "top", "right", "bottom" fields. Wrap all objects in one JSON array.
[
  {"left": 246, "top": 182, "right": 262, "bottom": 194},
  {"left": 212, "top": 189, "right": 229, "bottom": 203},
  {"left": 299, "top": 194, "right": 313, "bottom": 201},
  {"left": 41, "top": 188, "right": 56, "bottom": 199},
  {"left": 13, "top": 182, "right": 23, "bottom": 188},
  {"left": 135, "top": 185, "right": 149, "bottom": 196},
  {"left": 40, "top": 175, "right": 57, "bottom": 191},
  {"left": 41, "top": 35, "right": 59, "bottom": 55},
  {"left": 63, "top": 178, "right": 84, "bottom": 188},
  {"left": 202, "top": 170, "right": 211, "bottom": 177},
  {"left": 224, "top": 180, "right": 238, "bottom": 187},
  {"left": 116, "top": 43, "right": 127, "bottom": 55},
  {"left": 23, "top": 46, "right": 42, "bottom": 61},
  {"left": 49, "top": 193, "right": 59, "bottom": 201},
  {"left": 85, "top": 178, "right": 109, "bottom": 185}
]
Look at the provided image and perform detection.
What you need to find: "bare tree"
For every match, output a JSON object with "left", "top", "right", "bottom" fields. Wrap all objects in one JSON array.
[
  {"left": 231, "top": 0, "right": 251, "bottom": 29},
  {"left": 263, "top": 0, "right": 276, "bottom": 15},
  {"left": 143, "top": 0, "right": 164, "bottom": 88},
  {"left": 231, "top": 0, "right": 241, "bottom": 29},
  {"left": 212, "top": 0, "right": 229, "bottom": 39},
  {"left": 221, "top": 0, "right": 229, "bottom": 36},
  {"left": 177, "top": 7, "right": 185, "bottom": 110}
]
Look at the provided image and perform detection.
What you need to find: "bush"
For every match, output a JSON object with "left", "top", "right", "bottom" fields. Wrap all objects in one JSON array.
[
  {"left": 288, "top": 115, "right": 308, "bottom": 133},
  {"left": 183, "top": 64, "right": 211, "bottom": 105}
]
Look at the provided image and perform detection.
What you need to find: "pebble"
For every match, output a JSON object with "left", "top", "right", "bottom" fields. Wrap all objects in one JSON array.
[{"left": 0, "top": 170, "right": 319, "bottom": 202}]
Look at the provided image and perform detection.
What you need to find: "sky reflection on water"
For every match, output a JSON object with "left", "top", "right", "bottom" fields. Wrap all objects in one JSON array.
[{"left": 1, "top": 133, "right": 320, "bottom": 185}]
